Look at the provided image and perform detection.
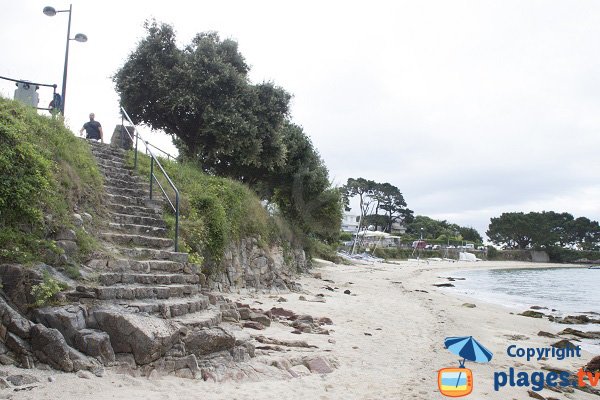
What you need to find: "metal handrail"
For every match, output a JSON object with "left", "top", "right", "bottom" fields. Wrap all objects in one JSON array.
[
  {"left": 145, "top": 142, "right": 175, "bottom": 161},
  {"left": 0, "top": 75, "right": 58, "bottom": 112},
  {"left": 119, "top": 107, "right": 180, "bottom": 252}
]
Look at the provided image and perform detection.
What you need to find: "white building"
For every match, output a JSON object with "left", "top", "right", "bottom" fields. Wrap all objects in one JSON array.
[{"left": 341, "top": 213, "right": 360, "bottom": 233}]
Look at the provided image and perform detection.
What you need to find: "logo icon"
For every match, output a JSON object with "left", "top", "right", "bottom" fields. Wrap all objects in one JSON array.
[{"left": 438, "top": 336, "right": 493, "bottom": 397}]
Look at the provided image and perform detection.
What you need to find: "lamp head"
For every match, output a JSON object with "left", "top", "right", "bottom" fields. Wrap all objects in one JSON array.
[
  {"left": 74, "top": 33, "right": 88, "bottom": 42},
  {"left": 43, "top": 6, "right": 57, "bottom": 16}
]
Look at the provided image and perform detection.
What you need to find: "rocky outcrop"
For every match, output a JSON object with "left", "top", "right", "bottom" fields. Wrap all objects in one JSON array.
[{"left": 210, "top": 238, "right": 306, "bottom": 291}]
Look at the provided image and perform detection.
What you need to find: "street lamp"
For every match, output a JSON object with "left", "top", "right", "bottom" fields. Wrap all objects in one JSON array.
[{"left": 43, "top": 4, "right": 87, "bottom": 114}]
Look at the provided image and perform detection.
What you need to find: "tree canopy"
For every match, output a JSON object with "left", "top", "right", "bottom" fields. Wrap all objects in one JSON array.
[
  {"left": 486, "top": 211, "right": 600, "bottom": 250},
  {"left": 114, "top": 21, "right": 341, "bottom": 244},
  {"left": 114, "top": 22, "right": 291, "bottom": 183}
]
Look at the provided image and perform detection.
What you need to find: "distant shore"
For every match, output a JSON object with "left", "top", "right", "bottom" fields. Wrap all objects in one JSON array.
[{"left": 4, "top": 260, "right": 598, "bottom": 400}]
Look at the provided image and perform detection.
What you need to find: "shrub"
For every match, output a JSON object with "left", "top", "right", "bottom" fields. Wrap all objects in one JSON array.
[{"left": 31, "top": 272, "right": 68, "bottom": 307}]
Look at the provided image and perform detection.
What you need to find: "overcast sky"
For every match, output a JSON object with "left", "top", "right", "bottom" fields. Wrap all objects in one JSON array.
[{"left": 2, "top": 1, "right": 599, "bottom": 239}]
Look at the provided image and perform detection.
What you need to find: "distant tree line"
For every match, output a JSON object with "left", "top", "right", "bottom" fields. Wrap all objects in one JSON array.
[
  {"left": 114, "top": 21, "right": 341, "bottom": 244},
  {"left": 487, "top": 211, "right": 600, "bottom": 250},
  {"left": 405, "top": 215, "right": 483, "bottom": 243}
]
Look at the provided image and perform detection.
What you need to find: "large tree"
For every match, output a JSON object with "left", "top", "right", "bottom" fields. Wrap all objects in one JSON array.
[
  {"left": 486, "top": 211, "right": 600, "bottom": 250},
  {"left": 342, "top": 179, "right": 412, "bottom": 233},
  {"left": 114, "top": 21, "right": 290, "bottom": 183},
  {"left": 114, "top": 21, "right": 342, "bottom": 244}
]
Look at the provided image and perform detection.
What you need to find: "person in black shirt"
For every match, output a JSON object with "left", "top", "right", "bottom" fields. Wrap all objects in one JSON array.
[{"left": 80, "top": 113, "right": 104, "bottom": 142}]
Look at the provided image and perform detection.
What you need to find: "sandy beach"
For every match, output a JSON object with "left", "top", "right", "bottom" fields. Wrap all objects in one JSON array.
[{"left": 2, "top": 260, "right": 598, "bottom": 400}]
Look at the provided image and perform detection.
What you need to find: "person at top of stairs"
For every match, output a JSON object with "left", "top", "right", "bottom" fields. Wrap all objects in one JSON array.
[{"left": 80, "top": 112, "right": 104, "bottom": 143}]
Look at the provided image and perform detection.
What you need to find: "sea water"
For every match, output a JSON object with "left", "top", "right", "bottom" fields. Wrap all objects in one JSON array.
[{"left": 448, "top": 266, "right": 600, "bottom": 354}]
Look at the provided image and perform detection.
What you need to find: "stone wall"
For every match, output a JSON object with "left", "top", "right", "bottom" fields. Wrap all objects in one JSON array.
[{"left": 207, "top": 237, "right": 307, "bottom": 291}]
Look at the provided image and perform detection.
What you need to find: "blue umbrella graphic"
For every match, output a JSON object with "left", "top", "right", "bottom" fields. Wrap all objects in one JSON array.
[{"left": 444, "top": 336, "right": 493, "bottom": 388}]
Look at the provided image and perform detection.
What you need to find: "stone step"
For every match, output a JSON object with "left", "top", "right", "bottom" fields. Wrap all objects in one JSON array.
[
  {"left": 107, "top": 203, "right": 162, "bottom": 218},
  {"left": 100, "top": 170, "right": 139, "bottom": 182},
  {"left": 87, "top": 257, "right": 190, "bottom": 272},
  {"left": 99, "top": 272, "right": 199, "bottom": 286},
  {"left": 123, "top": 296, "right": 210, "bottom": 318},
  {"left": 100, "top": 232, "right": 174, "bottom": 249},
  {"left": 110, "top": 212, "right": 166, "bottom": 228},
  {"left": 105, "top": 185, "right": 149, "bottom": 198},
  {"left": 117, "top": 247, "right": 188, "bottom": 264},
  {"left": 104, "top": 193, "right": 162, "bottom": 207},
  {"left": 95, "top": 157, "right": 126, "bottom": 169},
  {"left": 104, "top": 176, "right": 147, "bottom": 188},
  {"left": 95, "top": 284, "right": 199, "bottom": 300},
  {"left": 107, "top": 222, "right": 167, "bottom": 236},
  {"left": 92, "top": 150, "right": 126, "bottom": 161},
  {"left": 91, "top": 150, "right": 125, "bottom": 160}
]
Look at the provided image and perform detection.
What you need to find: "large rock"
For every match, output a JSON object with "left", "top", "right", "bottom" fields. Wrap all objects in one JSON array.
[
  {"left": 93, "top": 310, "right": 181, "bottom": 365},
  {"left": 73, "top": 329, "right": 115, "bottom": 364},
  {"left": 110, "top": 125, "right": 134, "bottom": 150},
  {"left": 33, "top": 305, "right": 87, "bottom": 345},
  {"left": 587, "top": 356, "right": 600, "bottom": 372},
  {"left": 0, "top": 264, "right": 42, "bottom": 313},
  {"left": 0, "top": 296, "right": 33, "bottom": 339},
  {"left": 183, "top": 327, "right": 235, "bottom": 357},
  {"left": 29, "top": 324, "right": 98, "bottom": 372}
]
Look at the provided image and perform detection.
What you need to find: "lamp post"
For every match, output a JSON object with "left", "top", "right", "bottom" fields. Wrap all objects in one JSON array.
[{"left": 43, "top": 4, "right": 87, "bottom": 114}]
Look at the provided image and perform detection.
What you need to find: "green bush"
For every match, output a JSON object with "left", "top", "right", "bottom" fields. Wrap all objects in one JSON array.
[
  {"left": 0, "top": 98, "right": 103, "bottom": 264},
  {"left": 31, "top": 272, "right": 68, "bottom": 307}
]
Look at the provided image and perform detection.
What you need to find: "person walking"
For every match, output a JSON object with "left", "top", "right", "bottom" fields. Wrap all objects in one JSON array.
[{"left": 80, "top": 112, "right": 104, "bottom": 143}]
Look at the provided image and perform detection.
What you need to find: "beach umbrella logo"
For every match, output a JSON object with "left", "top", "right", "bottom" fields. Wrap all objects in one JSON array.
[{"left": 438, "top": 336, "right": 493, "bottom": 397}]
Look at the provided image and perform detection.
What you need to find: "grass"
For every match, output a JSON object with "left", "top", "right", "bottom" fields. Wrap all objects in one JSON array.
[
  {"left": 0, "top": 97, "right": 103, "bottom": 264},
  {"left": 126, "top": 150, "right": 289, "bottom": 276}
]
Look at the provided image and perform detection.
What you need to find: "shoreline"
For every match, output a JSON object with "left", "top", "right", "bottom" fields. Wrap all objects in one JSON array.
[{"left": 3, "top": 260, "right": 598, "bottom": 399}]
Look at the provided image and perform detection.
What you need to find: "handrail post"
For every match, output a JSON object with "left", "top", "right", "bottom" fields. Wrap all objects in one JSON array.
[
  {"left": 134, "top": 128, "right": 138, "bottom": 169},
  {"left": 175, "top": 193, "right": 179, "bottom": 252},
  {"left": 120, "top": 112, "right": 124, "bottom": 149},
  {"left": 149, "top": 158, "right": 154, "bottom": 200}
]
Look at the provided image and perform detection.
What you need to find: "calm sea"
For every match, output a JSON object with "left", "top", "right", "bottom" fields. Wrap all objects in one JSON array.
[{"left": 447, "top": 266, "right": 600, "bottom": 354}]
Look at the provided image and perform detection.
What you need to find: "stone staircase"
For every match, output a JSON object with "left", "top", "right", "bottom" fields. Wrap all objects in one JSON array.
[
  {"left": 80, "top": 140, "right": 222, "bottom": 324},
  {"left": 27, "top": 140, "right": 254, "bottom": 376}
]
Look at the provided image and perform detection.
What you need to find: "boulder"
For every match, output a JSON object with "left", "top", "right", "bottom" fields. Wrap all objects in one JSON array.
[
  {"left": 183, "top": 327, "right": 235, "bottom": 357},
  {"left": 55, "top": 229, "right": 77, "bottom": 241},
  {"left": 558, "top": 328, "right": 600, "bottom": 339},
  {"left": 0, "top": 264, "right": 42, "bottom": 313},
  {"left": 56, "top": 240, "right": 79, "bottom": 257},
  {"left": 537, "top": 331, "right": 558, "bottom": 338},
  {"left": 551, "top": 339, "right": 578, "bottom": 349},
  {"left": 29, "top": 324, "right": 98, "bottom": 372},
  {"left": 248, "top": 312, "right": 271, "bottom": 327},
  {"left": 242, "top": 321, "right": 265, "bottom": 330},
  {"left": 0, "top": 297, "right": 34, "bottom": 339},
  {"left": 33, "top": 305, "right": 87, "bottom": 345},
  {"left": 6, "top": 374, "right": 38, "bottom": 386},
  {"left": 586, "top": 356, "right": 600, "bottom": 372},
  {"left": 519, "top": 310, "right": 545, "bottom": 318},
  {"left": 73, "top": 329, "right": 115, "bottom": 364},
  {"left": 93, "top": 310, "right": 181, "bottom": 365},
  {"left": 110, "top": 125, "right": 134, "bottom": 150},
  {"left": 269, "top": 307, "right": 297, "bottom": 320},
  {"left": 304, "top": 357, "right": 334, "bottom": 374}
]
